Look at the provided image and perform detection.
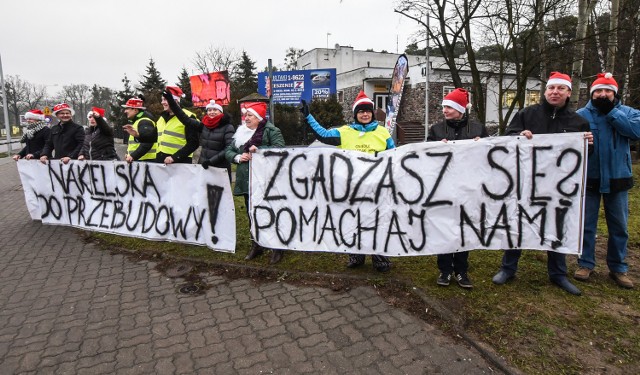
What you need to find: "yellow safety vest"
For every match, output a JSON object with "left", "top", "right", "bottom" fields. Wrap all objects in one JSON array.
[
  {"left": 156, "top": 109, "right": 195, "bottom": 157},
  {"left": 338, "top": 125, "right": 390, "bottom": 154},
  {"left": 127, "top": 113, "right": 157, "bottom": 160}
]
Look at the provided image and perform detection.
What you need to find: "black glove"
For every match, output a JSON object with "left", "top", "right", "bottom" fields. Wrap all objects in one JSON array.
[
  {"left": 201, "top": 160, "right": 210, "bottom": 169},
  {"left": 592, "top": 97, "right": 615, "bottom": 115},
  {"left": 299, "top": 100, "right": 310, "bottom": 117},
  {"left": 161, "top": 90, "right": 173, "bottom": 102}
]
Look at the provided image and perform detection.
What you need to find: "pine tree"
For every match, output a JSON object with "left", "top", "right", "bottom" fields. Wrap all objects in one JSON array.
[
  {"left": 176, "top": 67, "right": 193, "bottom": 108},
  {"left": 110, "top": 74, "right": 135, "bottom": 140},
  {"left": 228, "top": 51, "right": 258, "bottom": 123},
  {"left": 138, "top": 58, "right": 166, "bottom": 116}
]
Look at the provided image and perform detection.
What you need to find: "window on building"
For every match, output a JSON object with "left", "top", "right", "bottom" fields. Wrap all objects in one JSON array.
[
  {"left": 526, "top": 90, "right": 540, "bottom": 106},
  {"left": 502, "top": 90, "right": 517, "bottom": 108},
  {"left": 337, "top": 90, "right": 344, "bottom": 102}
]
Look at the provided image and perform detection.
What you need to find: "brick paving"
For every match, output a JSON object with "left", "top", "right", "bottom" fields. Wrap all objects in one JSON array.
[{"left": 0, "top": 158, "right": 503, "bottom": 374}]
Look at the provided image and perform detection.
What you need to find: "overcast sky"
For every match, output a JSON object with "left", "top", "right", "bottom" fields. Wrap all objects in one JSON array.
[{"left": 1, "top": 0, "right": 419, "bottom": 96}]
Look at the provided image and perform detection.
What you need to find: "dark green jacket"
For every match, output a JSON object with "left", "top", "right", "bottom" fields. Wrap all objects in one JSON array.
[{"left": 225, "top": 122, "right": 285, "bottom": 195}]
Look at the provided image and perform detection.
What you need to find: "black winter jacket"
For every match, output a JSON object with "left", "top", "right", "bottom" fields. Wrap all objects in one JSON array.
[
  {"left": 427, "top": 116, "right": 488, "bottom": 141},
  {"left": 506, "top": 98, "right": 589, "bottom": 135},
  {"left": 41, "top": 120, "right": 85, "bottom": 159},
  {"left": 18, "top": 127, "right": 51, "bottom": 158},
  {"left": 80, "top": 116, "right": 119, "bottom": 160}
]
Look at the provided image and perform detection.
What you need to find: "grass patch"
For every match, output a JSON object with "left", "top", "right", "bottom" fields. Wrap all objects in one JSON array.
[{"left": 91, "top": 164, "right": 640, "bottom": 374}]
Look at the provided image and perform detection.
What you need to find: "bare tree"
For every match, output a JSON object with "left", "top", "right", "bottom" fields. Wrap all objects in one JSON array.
[
  {"left": 570, "top": 0, "right": 599, "bottom": 104},
  {"left": 192, "top": 45, "right": 240, "bottom": 75},
  {"left": 3, "top": 75, "right": 29, "bottom": 125}
]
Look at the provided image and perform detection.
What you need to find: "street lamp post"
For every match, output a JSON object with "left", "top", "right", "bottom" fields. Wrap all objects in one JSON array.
[{"left": 325, "top": 32, "right": 331, "bottom": 61}]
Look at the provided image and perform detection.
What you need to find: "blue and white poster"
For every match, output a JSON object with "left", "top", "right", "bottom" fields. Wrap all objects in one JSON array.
[{"left": 258, "top": 69, "right": 337, "bottom": 105}]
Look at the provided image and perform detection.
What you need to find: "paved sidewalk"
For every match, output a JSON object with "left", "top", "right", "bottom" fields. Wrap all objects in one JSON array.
[{"left": 0, "top": 159, "right": 503, "bottom": 374}]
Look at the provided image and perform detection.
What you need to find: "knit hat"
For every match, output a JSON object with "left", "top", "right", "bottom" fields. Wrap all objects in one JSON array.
[
  {"left": 442, "top": 88, "right": 471, "bottom": 114},
  {"left": 206, "top": 100, "right": 223, "bottom": 113},
  {"left": 52, "top": 103, "right": 75, "bottom": 116},
  {"left": 590, "top": 72, "right": 618, "bottom": 94},
  {"left": 546, "top": 71, "right": 572, "bottom": 90},
  {"left": 352, "top": 90, "right": 374, "bottom": 113},
  {"left": 166, "top": 86, "right": 184, "bottom": 101},
  {"left": 87, "top": 107, "right": 106, "bottom": 118},
  {"left": 121, "top": 98, "right": 145, "bottom": 109},
  {"left": 24, "top": 109, "right": 45, "bottom": 121},
  {"left": 242, "top": 102, "right": 267, "bottom": 121}
]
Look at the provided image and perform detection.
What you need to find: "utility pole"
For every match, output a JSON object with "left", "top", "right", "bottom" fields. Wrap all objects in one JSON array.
[
  {"left": 0, "top": 53, "right": 13, "bottom": 155},
  {"left": 424, "top": 14, "right": 430, "bottom": 141}
]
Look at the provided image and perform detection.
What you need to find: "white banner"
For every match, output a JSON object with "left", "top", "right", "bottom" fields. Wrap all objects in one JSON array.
[
  {"left": 17, "top": 160, "right": 236, "bottom": 252},
  {"left": 250, "top": 133, "right": 588, "bottom": 256}
]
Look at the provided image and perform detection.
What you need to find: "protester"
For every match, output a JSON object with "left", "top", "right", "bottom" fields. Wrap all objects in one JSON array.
[
  {"left": 39, "top": 103, "right": 85, "bottom": 164},
  {"left": 78, "top": 107, "right": 119, "bottom": 161},
  {"left": 300, "top": 91, "right": 395, "bottom": 272},
  {"left": 156, "top": 87, "right": 200, "bottom": 164},
  {"left": 121, "top": 97, "right": 157, "bottom": 163},
  {"left": 427, "top": 88, "right": 488, "bottom": 288},
  {"left": 13, "top": 109, "right": 50, "bottom": 161},
  {"left": 491, "top": 72, "right": 593, "bottom": 296},
  {"left": 164, "top": 96, "right": 235, "bottom": 180},
  {"left": 225, "top": 101, "right": 286, "bottom": 264},
  {"left": 574, "top": 73, "right": 640, "bottom": 289}
]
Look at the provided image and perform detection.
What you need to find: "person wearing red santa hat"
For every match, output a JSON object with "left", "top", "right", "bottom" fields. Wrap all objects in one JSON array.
[
  {"left": 40, "top": 103, "right": 85, "bottom": 164},
  {"left": 122, "top": 96, "right": 158, "bottom": 163},
  {"left": 492, "top": 71, "right": 593, "bottom": 296},
  {"left": 155, "top": 86, "right": 200, "bottom": 164},
  {"left": 574, "top": 73, "right": 640, "bottom": 289},
  {"left": 12, "top": 109, "right": 51, "bottom": 161},
  {"left": 299, "top": 90, "right": 395, "bottom": 272},
  {"left": 225, "top": 100, "right": 286, "bottom": 264},
  {"left": 78, "top": 107, "right": 119, "bottom": 161},
  {"left": 162, "top": 93, "right": 235, "bottom": 180},
  {"left": 428, "top": 88, "right": 488, "bottom": 288}
]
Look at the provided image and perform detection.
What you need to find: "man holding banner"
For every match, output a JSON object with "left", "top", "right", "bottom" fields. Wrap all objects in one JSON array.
[
  {"left": 300, "top": 91, "right": 395, "bottom": 272},
  {"left": 492, "top": 72, "right": 592, "bottom": 296}
]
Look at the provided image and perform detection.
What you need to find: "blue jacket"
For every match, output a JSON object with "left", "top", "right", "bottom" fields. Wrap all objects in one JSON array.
[
  {"left": 577, "top": 100, "right": 640, "bottom": 193},
  {"left": 305, "top": 114, "right": 395, "bottom": 152}
]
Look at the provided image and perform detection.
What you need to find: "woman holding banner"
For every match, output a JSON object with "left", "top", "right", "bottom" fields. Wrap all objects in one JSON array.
[
  {"left": 164, "top": 95, "right": 235, "bottom": 180},
  {"left": 13, "top": 109, "right": 50, "bottom": 161},
  {"left": 225, "top": 101, "right": 286, "bottom": 264},
  {"left": 427, "top": 88, "right": 487, "bottom": 289},
  {"left": 78, "top": 107, "right": 119, "bottom": 161},
  {"left": 299, "top": 91, "right": 395, "bottom": 272}
]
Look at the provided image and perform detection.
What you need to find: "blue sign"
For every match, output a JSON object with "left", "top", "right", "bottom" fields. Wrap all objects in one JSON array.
[{"left": 258, "top": 69, "right": 337, "bottom": 105}]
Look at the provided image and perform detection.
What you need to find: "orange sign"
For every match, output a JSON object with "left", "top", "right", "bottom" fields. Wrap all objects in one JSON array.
[{"left": 43, "top": 106, "right": 51, "bottom": 116}]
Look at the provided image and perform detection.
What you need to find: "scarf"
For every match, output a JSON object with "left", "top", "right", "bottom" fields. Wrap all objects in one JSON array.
[
  {"left": 202, "top": 113, "right": 223, "bottom": 129},
  {"left": 243, "top": 119, "right": 267, "bottom": 152},
  {"left": 21, "top": 121, "right": 46, "bottom": 143},
  {"left": 233, "top": 124, "right": 256, "bottom": 149}
]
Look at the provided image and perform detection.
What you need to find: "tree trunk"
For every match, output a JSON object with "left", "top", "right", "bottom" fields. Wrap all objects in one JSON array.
[
  {"left": 570, "top": 0, "right": 598, "bottom": 105},
  {"left": 607, "top": 0, "right": 620, "bottom": 72}
]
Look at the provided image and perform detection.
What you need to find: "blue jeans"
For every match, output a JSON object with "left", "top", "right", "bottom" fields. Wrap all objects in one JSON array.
[
  {"left": 437, "top": 252, "right": 469, "bottom": 275},
  {"left": 579, "top": 189, "right": 629, "bottom": 273},
  {"left": 500, "top": 250, "right": 568, "bottom": 281}
]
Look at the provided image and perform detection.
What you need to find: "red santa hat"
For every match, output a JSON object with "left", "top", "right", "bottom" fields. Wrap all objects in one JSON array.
[
  {"left": 121, "top": 98, "right": 146, "bottom": 109},
  {"left": 442, "top": 88, "right": 471, "bottom": 114},
  {"left": 87, "top": 107, "right": 106, "bottom": 119},
  {"left": 206, "top": 100, "right": 223, "bottom": 113},
  {"left": 590, "top": 72, "right": 618, "bottom": 94},
  {"left": 52, "top": 103, "right": 75, "bottom": 116},
  {"left": 352, "top": 90, "right": 374, "bottom": 113},
  {"left": 546, "top": 71, "right": 572, "bottom": 90},
  {"left": 166, "top": 86, "right": 185, "bottom": 101},
  {"left": 242, "top": 102, "right": 267, "bottom": 121},
  {"left": 24, "top": 109, "right": 45, "bottom": 121}
]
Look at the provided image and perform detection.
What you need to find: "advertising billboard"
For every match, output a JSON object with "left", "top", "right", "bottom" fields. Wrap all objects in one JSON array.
[{"left": 258, "top": 69, "right": 336, "bottom": 105}]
